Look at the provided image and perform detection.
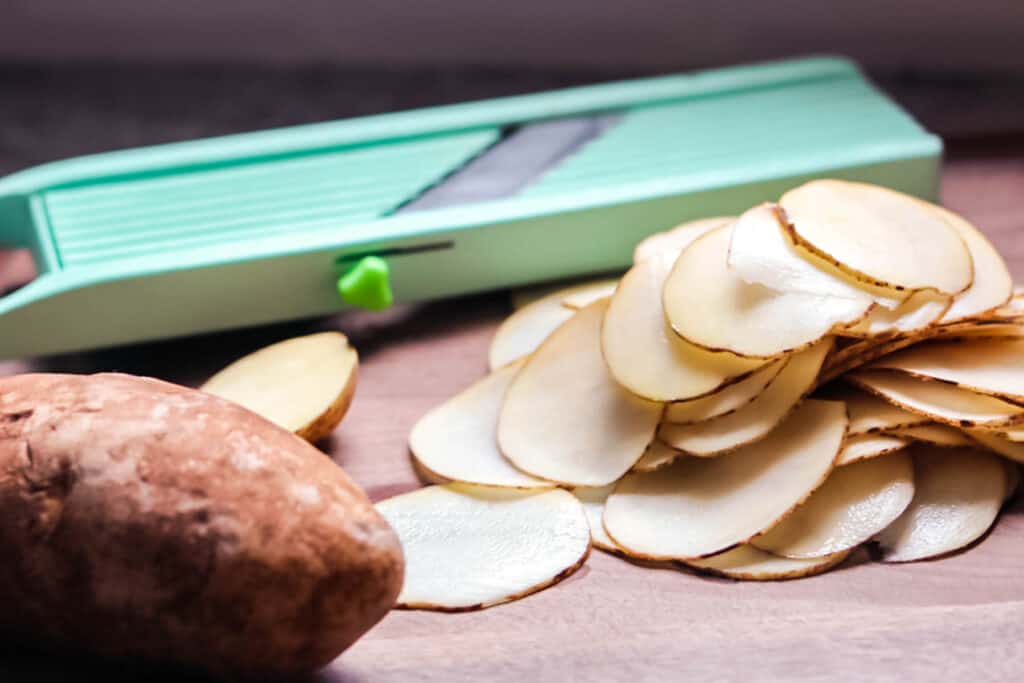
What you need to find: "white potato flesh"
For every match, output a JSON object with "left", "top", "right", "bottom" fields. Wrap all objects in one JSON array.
[
  {"left": 877, "top": 448, "right": 1005, "bottom": 563},
  {"left": 489, "top": 290, "right": 575, "bottom": 370},
  {"left": 409, "top": 361, "right": 553, "bottom": 489},
  {"left": 201, "top": 331, "right": 358, "bottom": 442},
  {"left": 684, "top": 545, "right": 849, "bottom": 581},
  {"left": 659, "top": 339, "right": 832, "bottom": 456},
  {"left": 632, "top": 216, "right": 733, "bottom": 264},
  {"left": 727, "top": 203, "right": 896, "bottom": 308},
  {"left": 871, "top": 338, "right": 1024, "bottom": 403},
  {"left": 992, "top": 426, "right": 1024, "bottom": 443},
  {"left": 632, "top": 440, "right": 685, "bottom": 473},
  {"left": 572, "top": 485, "right": 620, "bottom": 553},
  {"left": 376, "top": 485, "right": 591, "bottom": 610},
  {"left": 967, "top": 429, "right": 1024, "bottom": 464},
  {"left": 849, "top": 370, "right": 1024, "bottom": 429},
  {"left": 499, "top": 299, "right": 663, "bottom": 486},
  {"left": 843, "top": 387, "right": 930, "bottom": 435},
  {"left": 664, "top": 226, "right": 871, "bottom": 358},
  {"left": 664, "top": 358, "right": 787, "bottom": 424},
  {"left": 936, "top": 207, "right": 1013, "bottom": 323},
  {"left": 835, "top": 434, "right": 909, "bottom": 466},
  {"left": 604, "top": 399, "right": 846, "bottom": 560},
  {"left": 779, "top": 180, "right": 973, "bottom": 295},
  {"left": 754, "top": 452, "right": 914, "bottom": 558},
  {"left": 888, "top": 423, "right": 971, "bottom": 447},
  {"left": 561, "top": 279, "right": 620, "bottom": 310},
  {"left": 841, "top": 290, "right": 951, "bottom": 338},
  {"left": 603, "top": 251, "right": 766, "bottom": 401}
]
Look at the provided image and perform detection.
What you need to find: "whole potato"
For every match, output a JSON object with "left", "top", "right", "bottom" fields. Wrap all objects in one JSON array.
[{"left": 0, "top": 373, "right": 403, "bottom": 679}]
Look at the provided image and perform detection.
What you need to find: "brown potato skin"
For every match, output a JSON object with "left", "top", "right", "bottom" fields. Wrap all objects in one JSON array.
[{"left": 0, "top": 373, "right": 403, "bottom": 679}]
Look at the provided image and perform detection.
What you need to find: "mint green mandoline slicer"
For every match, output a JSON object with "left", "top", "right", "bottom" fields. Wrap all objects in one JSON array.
[{"left": 0, "top": 56, "right": 941, "bottom": 359}]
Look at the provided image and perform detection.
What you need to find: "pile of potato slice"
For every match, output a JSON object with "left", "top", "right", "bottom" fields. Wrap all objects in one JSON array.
[{"left": 377, "top": 179, "right": 1024, "bottom": 611}]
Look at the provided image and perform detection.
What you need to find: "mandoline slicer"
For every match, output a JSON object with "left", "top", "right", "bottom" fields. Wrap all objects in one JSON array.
[{"left": 0, "top": 56, "right": 941, "bottom": 359}]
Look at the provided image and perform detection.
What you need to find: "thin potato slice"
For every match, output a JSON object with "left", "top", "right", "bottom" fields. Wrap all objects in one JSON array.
[
  {"left": 877, "top": 448, "right": 1005, "bottom": 563},
  {"left": 632, "top": 216, "right": 733, "bottom": 263},
  {"left": 632, "top": 440, "right": 685, "bottom": 473},
  {"left": 835, "top": 434, "right": 909, "bottom": 466},
  {"left": 683, "top": 545, "right": 849, "bottom": 581},
  {"left": 841, "top": 290, "right": 951, "bottom": 338},
  {"left": 936, "top": 207, "right": 1013, "bottom": 323},
  {"left": 754, "top": 452, "right": 914, "bottom": 558},
  {"left": 604, "top": 400, "right": 846, "bottom": 560},
  {"left": 888, "top": 423, "right": 971, "bottom": 447},
  {"left": 938, "top": 323, "right": 1024, "bottom": 340},
  {"left": 664, "top": 357, "right": 787, "bottom": 424},
  {"left": 870, "top": 338, "right": 1024, "bottom": 403},
  {"left": 727, "top": 203, "right": 898, "bottom": 308},
  {"left": 376, "top": 485, "right": 591, "bottom": 610},
  {"left": 842, "top": 387, "right": 930, "bottom": 436},
  {"left": 499, "top": 299, "right": 663, "bottom": 486},
  {"left": 664, "top": 226, "right": 871, "bottom": 358},
  {"left": 561, "top": 279, "right": 619, "bottom": 310},
  {"left": 509, "top": 277, "right": 617, "bottom": 311},
  {"left": 991, "top": 426, "right": 1024, "bottom": 443},
  {"left": 849, "top": 370, "right": 1024, "bottom": 429},
  {"left": 490, "top": 289, "right": 577, "bottom": 370},
  {"left": 967, "top": 429, "right": 1024, "bottom": 464},
  {"left": 201, "top": 331, "right": 358, "bottom": 443},
  {"left": 659, "top": 339, "right": 832, "bottom": 456},
  {"left": 603, "top": 251, "right": 765, "bottom": 401},
  {"left": 409, "top": 361, "right": 553, "bottom": 489},
  {"left": 572, "top": 485, "right": 621, "bottom": 553},
  {"left": 779, "top": 180, "right": 973, "bottom": 295}
]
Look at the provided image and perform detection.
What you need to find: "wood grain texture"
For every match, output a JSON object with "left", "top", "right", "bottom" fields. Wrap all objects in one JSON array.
[{"left": 1, "top": 147, "right": 1023, "bottom": 682}]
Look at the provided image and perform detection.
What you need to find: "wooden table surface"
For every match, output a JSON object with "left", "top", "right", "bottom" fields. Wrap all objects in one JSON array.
[{"left": 1, "top": 70, "right": 1024, "bottom": 681}]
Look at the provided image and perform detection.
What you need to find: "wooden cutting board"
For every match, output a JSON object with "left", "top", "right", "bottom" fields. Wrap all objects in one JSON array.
[{"left": 1, "top": 150, "right": 1022, "bottom": 682}]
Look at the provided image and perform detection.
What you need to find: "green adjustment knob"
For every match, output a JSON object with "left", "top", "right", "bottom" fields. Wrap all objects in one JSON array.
[{"left": 337, "top": 256, "right": 393, "bottom": 311}]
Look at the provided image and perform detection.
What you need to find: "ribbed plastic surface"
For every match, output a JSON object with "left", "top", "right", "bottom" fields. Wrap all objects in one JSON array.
[
  {"left": 45, "top": 130, "right": 498, "bottom": 268},
  {"left": 522, "top": 77, "right": 923, "bottom": 197}
]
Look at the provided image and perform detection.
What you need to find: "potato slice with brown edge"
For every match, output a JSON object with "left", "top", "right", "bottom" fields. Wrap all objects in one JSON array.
[
  {"left": 887, "top": 423, "right": 971, "bottom": 447},
  {"left": 632, "top": 440, "right": 685, "bottom": 473},
  {"left": 664, "top": 358, "right": 787, "bottom": 424},
  {"left": 632, "top": 216, "right": 733, "bottom": 264},
  {"left": 603, "top": 249, "right": 766, "bottom": 401},
  {"left": 659, "top": 339, "right": 832, "bottom": 457},
  {"left": 870, "top": 338, "right": 1024, "bottom": 404},
  {"left": 376, "top": 484, "right": 590, "bottom": 611},
  {"left": 877, "top": 447, "right": 1005, "bottom": 563},
  {"left": 991, "top": 426, "right": 1024, "bottom": 443},
  {"left": 835, "top": 434, "right": 909, "bottom": 466},
  {"left": 754, "top": 452, "right": 914, "bottom": 558},
  {"left": 201, "top": 331, "right": 357, "bottom": 443},
  {"left": 682, "top": 546, "right": 849, "bottom": 581},
  {"left": 841, "top": 290, "right": 952, "bottom": 338},
  {"left": 936, "top": 206, "right": 1013, "bottom": 323},
  {"left": 779, "top": 180, "right": 973, "bottom": 295},
  {"left": 604, "top": 399, "right": 846, "bottom": 560},
  {"left": 967, "top": 429, "right": 1024, "bottom": 464},
  {"left": 849, "top": 370, "right": 1024, "bottom": 429},
  {"left": 842, "top": 386, "right": 930, "bottom": 436},
  {"left": 572, "top": 485, "right": 621, "bottom": 553},
  {"left": 409, "top": 361, "right": 553, "bottom": 489},
  {"left": 499, "top": 299, "right": 663, "bottom": 486},
  {"left": 664, "top": 226, "right": 871, "bottom": 358}
]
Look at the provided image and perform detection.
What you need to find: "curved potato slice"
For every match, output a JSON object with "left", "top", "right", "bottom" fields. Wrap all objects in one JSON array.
[
  {"left": 888, "top": 423, "right": 971, "bottom": 447},
  {"left": 937, "top": 207, "right": 1013, "bottom": 323},
  {"left": 843, "top": 387, "right": 930, "bottom": 436},
  {"left": 727, "top": 203, "right": 897, "bottom": 308},
  {"left": 509, "top": 277, "right": 617, "bottom": 311},
  {"left": 490, "top": 291, "right": 575, "bottom": 370},
  {"left": 561, "top": 279, "right": 619, "bottom": 310},
  {"left": 632, "top": 216, "right": 733, "bottom": 263},
  {"left": 376, "top": 485, "right": 591, "bottom": 610},
  {"left": 605, "top": 400, "right": 846, "bottom": 560},
  {"left": 664, "top": 357, "right": 787, "bottom": 424},
  {"left": 877, "top": 448, "right": 1005, "bottom": 563},
  {"left": 871, "top": 339, "right": 1024, "bottom": 403},
  {"left": 967, "top": 429, "right": 1024, "bottom": 464},
  {"left": 991, "top": 426, "right": 1024, "bottom": 443},
  {"left": 836, "top": 434, "right": 909, "bottom": 466},
  {"left": 841, "top": 290, "right": 952, "bottom": 338},
  {"left": 779, "top": 180, "right": 973, "bottom": 295},
  {"left": 683, "top": 545, "right": 849, "bottom": 581},
  {"left": 632, "top": 440, "right": 685, "bottom": 473},
  {"left": 938, "top": 323, "right": 1024, "bottom": 340},
  {"left": 849, "top": 370, "right": 1024, "bottom": 429},
  {"left": 201, "top": 331, "right": 358, "bottom": 443},
  {"left": 499, "top": 299, "right": 663, "bottom": 486},
  {"left": 754, "top": 452, "right": 914, "bottom": 558},
  {"left": 664, "top": 226, "right": 871, "bottom": 358},
  {"left": 409, "top": 361, "right": 553, "bottom": 489},
  {"left": 572, "top": 485, "right": 621, "bottom": 553},
  {"left": 603, "top": 250, "right": 765, "bottom": 401},
  {"left": 659, "top": 339, "right": 832, "bottom": 457}
]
